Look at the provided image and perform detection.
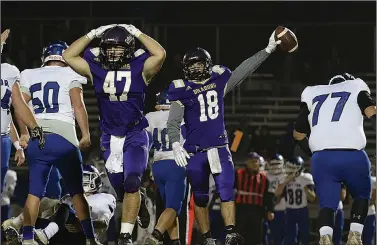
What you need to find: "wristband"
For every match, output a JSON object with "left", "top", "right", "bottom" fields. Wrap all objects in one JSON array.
[
  {"left": 86, "top": 30, "right": 95, "bottom": 41},
  {"left": 13, "top": 141, "right": 22, "bottom": 151}
]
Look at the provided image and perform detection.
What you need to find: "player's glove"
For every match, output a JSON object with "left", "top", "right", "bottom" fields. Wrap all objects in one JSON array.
[
  {"left": 118, "top": 24, "right": 142, "bottom": 38},
  {"left": 30, "top": 126, "right": 45, "bottom": 150},
  {"left": 86, "top": 24, "right": 117, "bottom": 40},
  {"left": 265, "top": 31, "right": 282, "bottom": 54},
  {"left": 172, "top": 142, "right": 190, "bottom": 168}
]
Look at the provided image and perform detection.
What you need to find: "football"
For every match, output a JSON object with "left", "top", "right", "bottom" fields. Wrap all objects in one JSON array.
[{"left": 274, "top": 26, "right": 298, "bottom": 53}]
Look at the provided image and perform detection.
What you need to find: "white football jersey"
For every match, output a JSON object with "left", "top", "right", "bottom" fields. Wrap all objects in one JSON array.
[
  {"left": 145, "top": 110, "right": 184, "bottom": 162},
  {"left": 267, "top": 173, "right": 286, "bottom": 211},
  {"left": 19, "top": 66, "right": 87, "bottom": 125},
  {"left": 286, "top": 172, "right": 314, "bottom": 209},
  {"left": 368, "top": 176, "right": 376, "bottom": 216},
  {"left": 1, "top": 63, "right": 20, "bottom": 134},
  {"left": 301, "top": 79, "right": 370, "bottom": 152}
]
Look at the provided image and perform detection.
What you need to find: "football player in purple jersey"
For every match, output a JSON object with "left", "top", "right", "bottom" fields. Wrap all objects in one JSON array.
[
  {"left": 63, "top": 24, "right": 165, "bottom": 245},
  {"left": 166, "top": 31, "right": 281, "bottom": 245}
]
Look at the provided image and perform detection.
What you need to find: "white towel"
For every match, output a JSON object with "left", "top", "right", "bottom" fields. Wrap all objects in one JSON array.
[
  {"left": 207, "top": 148, "right": 222, "bottom": 174},
  {"left": 105, "top": 135, "right": 126, "bottom": 174}
]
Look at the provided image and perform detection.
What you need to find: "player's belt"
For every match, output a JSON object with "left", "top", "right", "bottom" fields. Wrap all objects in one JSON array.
[
  {"left": 1, "top": 133, "right": 9, "bottom": 136},
  {"left": 188, "top": 144, "right": 228, "bottom": 154},
  {"left": 314, "top": 148, "right": 359, "bottom": 153}
]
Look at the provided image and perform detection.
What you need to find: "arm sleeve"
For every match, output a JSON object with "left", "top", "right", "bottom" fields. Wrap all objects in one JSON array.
[
  {"left": 357, "top": 90, "right": 376, "bottom": 116},
  {"left": 294, "top": 103, "right": 310, "bottom": 134},
  {"left": 224, "top": 50, "right": 270, "bottom": 95},
  {"left": 167, "top": 101, "right": 185, "bottom": 144}
]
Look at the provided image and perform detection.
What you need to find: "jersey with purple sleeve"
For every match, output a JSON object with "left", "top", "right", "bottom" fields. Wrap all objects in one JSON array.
[
  {"left": 83, "top": 47, "right": 151, "bottom": 136},
  {"left": 168, "top": 65, "right": 232, "bottom": 152}
]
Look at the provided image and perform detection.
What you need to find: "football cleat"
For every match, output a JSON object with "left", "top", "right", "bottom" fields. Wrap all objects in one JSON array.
[
  {"left": 225, "top": 233, "right": 245, "bottom": 245},
  {"left": 319, "top": 235, "right": 333, "bottom": 245},
  {"left": 34, "top": 229, "right": 48, "bottom": 245},
  {"left": 144, "top": 233, "right": 163, "bottom": 245},
  {"left": 203, "top": 237, "right": 216, "bottom": 245},
  {"left": 4, "top": 226, "right": 21, "bottom": 245},
  {"left": 118, "top": 233, "right": 133, "bottom": 245},
  {"left": 346, "top": 231, "right": 362, "bottom": 245},
  {"left": 137, "top": 187, "right": 150, "bottom": 229}
]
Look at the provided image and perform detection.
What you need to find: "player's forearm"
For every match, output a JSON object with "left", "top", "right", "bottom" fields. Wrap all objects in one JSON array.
[
  {"left": 74, "top": 104, "right": 90, "bottom": 137},
  {"left": 138, "top": 34, "right": 166, "bottom": 60},
  {"left": 10, "top": 120, "right": 20, "bottom": 143},
  {"left": 13, "top": 103, "right": 39, "bottom": 129},
  {"left": 63, "top": 36, "right": 91, "bottom": 60},
  {"left": 167, "top": 101, "right": 184, "bottom": 144},
  {"left": 14, "top": 111, "right": 29, "bottom": 135},
  {"left": 225, "top": 50, "right": 270, "bottom": 95}
]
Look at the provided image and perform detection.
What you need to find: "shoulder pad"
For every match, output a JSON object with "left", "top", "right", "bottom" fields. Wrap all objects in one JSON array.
[
  {"left": 355, "top": 78, "right": 370, "bottom": 93},
  {"left": 134, "top": 49, "right": 146, "bottom": 57},
  {"left": 172, "top": 79, "right": 185, "bottom": 89},
  {"left": 66, "top": 67, "right": 88, "bottom": 85},
  {"left": 89, "top": 47, "right": 100, "bottom": 57}
]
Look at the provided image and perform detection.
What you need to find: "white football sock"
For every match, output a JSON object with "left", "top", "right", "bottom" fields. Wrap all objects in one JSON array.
[
  {"left": 43, "top": 222, "right": 59, "bottom": 239},
  {"left": 120, "top": 222, "right": 135, "bottom": 234},
  {"left": 319, "top": 226, "right": 333, "bottom": 236},
  {"left": 350, "top": 223, "right": 364, "bottom": 233}
]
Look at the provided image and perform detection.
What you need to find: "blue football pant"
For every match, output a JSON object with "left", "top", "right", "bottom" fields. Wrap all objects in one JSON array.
[
  {"left": 285, "top": 207, "right": 310, "bottom": 245},
  {"left": 312, "top": 150, "right": 371, "bottom": 211}
]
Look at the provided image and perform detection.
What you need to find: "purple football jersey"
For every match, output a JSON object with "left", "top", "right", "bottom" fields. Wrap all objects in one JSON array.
[
  {"left": 84, "top": 48, "right": 150, "bottom": 136},
  {"left": 168, "top": 65, "right": 232, "bottom": 152}
]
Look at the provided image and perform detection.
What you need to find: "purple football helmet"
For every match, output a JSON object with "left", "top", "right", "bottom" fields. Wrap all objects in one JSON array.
[
  {"left": 99, "top": 26, "right": 135, "bottom": 70},
  {"left": 182, "top": 47, "right": 213, "bottom": 81}
]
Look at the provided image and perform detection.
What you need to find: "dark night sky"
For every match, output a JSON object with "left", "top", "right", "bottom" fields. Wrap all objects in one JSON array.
[{"left": 2, "top": 1, "right": 375, "bottom": 24}]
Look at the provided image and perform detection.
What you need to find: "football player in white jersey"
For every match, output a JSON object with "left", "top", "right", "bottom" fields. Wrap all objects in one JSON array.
[
  {"left": 284, "top": 156, "right": 316, "bottom": 245},
  {"left": 362, "top": 175, "right": 376, "bottom": 245},
  {"left": 3, "top": 164, "right": 116, "bottom": 245},
  {"left": 18, "top": 41, "right": 98, "bottom": 245},
  {"left": 293, "top": 73, "right": 376, "bottom": 245},
  {"left": 1, "top": 29, "right": 45, "bottom": 193},
  {"left": 265, "top": 154, "right": 287, "bottom": 245},
  {"left": 144, "top": 91, "right": 186, "bottom": 245}
]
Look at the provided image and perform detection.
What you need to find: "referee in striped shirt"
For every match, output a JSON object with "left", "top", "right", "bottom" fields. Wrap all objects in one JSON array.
[{"left": 235, "top": 152, "right": 275, "bottom": 245}]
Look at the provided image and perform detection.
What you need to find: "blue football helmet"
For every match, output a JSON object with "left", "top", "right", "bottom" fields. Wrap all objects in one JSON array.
[
  {"left": 82, "top": 164, "right": 102, "bottom": 194},
  {"left": 285, "top": 156, "right": 305, "bottom": 175},
  {"left": 328, "top": 73, "right": 356, "bottom": 85},
  {"left": 182, "top": 47, "right": 213, "bottom": 81},
  {"left": 99, "top": 26, "right": 135, "bottom": 70},
  {"left": 41, "top": 40, "right": 69, "bottom": 66},
  {"left": 266, "top": 153, "right": 285, "bottom": 175},
  {"left": 155, "top": 90, "right": 170, "bottom": 110}
]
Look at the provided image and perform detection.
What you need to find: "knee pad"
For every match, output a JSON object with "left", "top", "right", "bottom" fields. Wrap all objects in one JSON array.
[
  {"left": 124, "top": 175, "right": 141, "bottom": 193},
  {"left": 218, "top": 185, "right": 235, "bottom": 202},
  {"left": 193, "top": 192, "right": 209, "bottom": 207},
  {"left": 318, "top": 208, "right": 335, "bottom": 228},
  {"left": 351, "top": 198, "right": 369, "bottom": 224}
]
